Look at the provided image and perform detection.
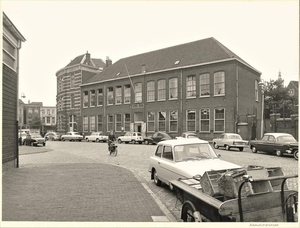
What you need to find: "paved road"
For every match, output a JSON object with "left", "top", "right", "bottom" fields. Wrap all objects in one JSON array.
[{"left": 19, "top": 140, "right": 298, "bottom": 221}]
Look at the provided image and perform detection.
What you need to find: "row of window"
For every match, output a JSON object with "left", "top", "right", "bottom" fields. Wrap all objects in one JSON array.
[
  {"left": 82, "top": 72, "right": 226, "bottom": 107},
  {"left": 42, "top": 117, "right": 56, "bottom": 124},
  {"left": 81, "top": 108, "right": 225, "bottom": 133}
]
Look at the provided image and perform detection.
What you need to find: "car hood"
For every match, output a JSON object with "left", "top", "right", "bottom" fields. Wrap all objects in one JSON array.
[
  {"left": 289, "top": 142, "right": 298, "bottom": 147},
  {"left": 175, "top": 159, "right": 241, "bottom": 177}
]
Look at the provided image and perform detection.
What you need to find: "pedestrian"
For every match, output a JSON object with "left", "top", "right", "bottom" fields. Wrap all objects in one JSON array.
[{"left": 108, "top": 129, "right": 116, "bottom": 151}]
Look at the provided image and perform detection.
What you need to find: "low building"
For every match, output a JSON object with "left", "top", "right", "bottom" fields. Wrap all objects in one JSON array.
[
  {"left": 287, "top": 80, "right": 298, "bottom": 99},
  {"left": 40, "top": 106, "right": 57, "bottom": 135},
  {"left": 56, "top": 52, "right": 107, "bottom": 134},
  {"left": 2, "top": 12, "right": 26, "bottom": 171},
  {"left": 80, "top": 37, "right": 262, "bottom": 140}
]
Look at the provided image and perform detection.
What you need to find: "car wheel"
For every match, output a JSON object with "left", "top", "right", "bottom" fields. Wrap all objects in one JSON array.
[
  {"left": 62, "top": 138, "right": 65, "bottom": 141},
  {"left": 225, "top": 145, "right": 230, "bottom": 151},
  {"left": 213, "top": 143, "right": 219, "bottom": 149},
  {"left": 181, "top": 202, "right": 199, "bottom": 222},
  {"left": 117, "top": 139, "right": 122, "bottom": 144},
  {"left": 275, "top": 150, "right": 282, "bottom": 157},
  {"left": 294, "top": 150, "right": 298, "bottom": 160},
  {"left": 251, "top": 146, "right": 257, "bottom": 153},
  {"left": 30, "top": 142, "right": 34, "bottom": 146},
  {"left": 144, "top": 140, "right": 149, "bottom": 145},
  {"left": 43, "top": 143, "right": 45, "bottom": 146},
  {"left": 96, "top": 138, "right": 100, "bottom": 143},
  {"left": 239, "top": 148, "right": 244, "bottom": 152},
  {"left": 86, "top": 138, "right": 89, "bottom": 142},
  {"left": 153, "top": 169, "right": 162, "bottom": 186},
  {"left": 131, "top": 140, "right": 136, "bottom": 144}
]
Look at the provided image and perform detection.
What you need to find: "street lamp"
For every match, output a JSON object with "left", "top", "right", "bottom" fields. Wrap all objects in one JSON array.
[{"left": 258, "top": 80, "right": 265, "bottom": 139}]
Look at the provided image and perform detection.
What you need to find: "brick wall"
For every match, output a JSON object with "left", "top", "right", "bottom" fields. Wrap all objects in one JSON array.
[{"left": 2, "top": 64, "right": 18, "bottom": 167}]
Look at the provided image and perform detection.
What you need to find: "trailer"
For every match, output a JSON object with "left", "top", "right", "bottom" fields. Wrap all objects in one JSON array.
[{"left": 170, "top": 166, "right": 298, "bottom": 222}]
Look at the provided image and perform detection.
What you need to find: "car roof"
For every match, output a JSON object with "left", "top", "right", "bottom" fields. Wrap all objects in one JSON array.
[
  {"left": 158, "top": 139, "right": 209, "bottom": 146},
  {"left": 264, "top": 133, "right": 292, "bottom": 137}
]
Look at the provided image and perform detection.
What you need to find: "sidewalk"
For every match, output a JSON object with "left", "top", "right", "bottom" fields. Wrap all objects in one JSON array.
[{"left": 2, "top": 146, "right": 173, "bottom": 225}]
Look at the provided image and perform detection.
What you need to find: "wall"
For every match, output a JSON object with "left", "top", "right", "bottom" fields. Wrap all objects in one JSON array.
[
  {"left": 269, "top": 114, "right": 298, "bottom": 140},
  {"left": 2, "top": 64, "right": 18, "bottom": 170}
]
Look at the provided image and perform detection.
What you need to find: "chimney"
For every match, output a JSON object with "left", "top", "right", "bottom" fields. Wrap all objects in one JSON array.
[
  {"left": 85, "top": 51, "right": 91, "bottom": 65},
  {"left": 106, "top": 56, "right": 112, "bottom": 68}
]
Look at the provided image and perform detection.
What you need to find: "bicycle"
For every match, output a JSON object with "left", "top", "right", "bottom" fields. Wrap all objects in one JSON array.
[{"left": 108, "top": 140, "right": 118, "bottom": 156}]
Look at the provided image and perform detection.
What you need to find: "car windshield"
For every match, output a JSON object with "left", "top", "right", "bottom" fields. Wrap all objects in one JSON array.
[
  {"left": 31, "top": 134, "right": 42, "bottom": 138},
  {"left": 277, "top": 135, "right": 297, "bottom": 142},
  {"left": 73, "top": 132, "right": 79, "bottom": 135},
  {"left": 228, "top": 135, "right": 242, "bottom": 139},
  {"left": 174, "top": 143, "right": 217, "bottom": 162}
]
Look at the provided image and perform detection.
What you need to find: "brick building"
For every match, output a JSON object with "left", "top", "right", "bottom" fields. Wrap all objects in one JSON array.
[
  {"left": 287, "top": 80, "right": 298, "bottom": 99},
  {"left": 56, "top": 52, "right": 107, "bottom": 134},
  {"left": 2, "top": 12, "right": 26, "bottom": 171},
  {"left": 80, "top": 37, "right": 262, "bottom": 140},
  {"left": 40, "top": 105, "right": 56, "bottom": 134}
]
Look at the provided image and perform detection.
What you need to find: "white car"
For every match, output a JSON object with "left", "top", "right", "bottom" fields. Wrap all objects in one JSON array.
[
  {"left": 212, "top": 133, "right": 248, "bottom": 151},
  {"left": 148, "top": 139, "right": 241, "bottom": 187},
  {"left": 117, "top": 132, "right": 143, "bottom": 144},
  {"left": 85, "top": 132, "right": 108, "bottom": 143},
  {"left": 61, "top": 132, "right": 84, "bottom": 141},
  {"left": 176, "top": 132, "right": 200, "bottom": 140}
]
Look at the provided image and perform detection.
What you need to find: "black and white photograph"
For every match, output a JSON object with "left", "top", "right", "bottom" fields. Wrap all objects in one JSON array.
[{"left": 1, "top": 0, "right": 299, "bottom": 227}]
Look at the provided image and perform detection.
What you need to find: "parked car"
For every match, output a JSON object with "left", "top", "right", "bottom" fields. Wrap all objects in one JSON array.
[
  {"left": 23, "top": 133, "right": 46, "bottom": 146},
  {"left": 44, "top": 132, "right": 61, "bottom": 141},
  {"left": 61, "top": 132, "right": 84, "bottom": 141},
  {"left": 117, "top": 132, "right": 143, "bottom": 144},
  {"left": 148, "top": 139, "right": 241, "bottom": 187},
  {"left": 85, "top": 132, "right": 108, "bottom": 142},
  {"left": 18, "top": 132, "right": 27, "bottom": 144},
  {"left": 212, "top": 133, "right": 248, "bottom": 151},
  {"left": 176, "top": 132, "right": 199, "bottom": 140},
  {"left": 143, "top": 131, "right": 173, "bottom": 145},
  {"left": 249, "top": 133, "right": 298, "bottom": 160}
]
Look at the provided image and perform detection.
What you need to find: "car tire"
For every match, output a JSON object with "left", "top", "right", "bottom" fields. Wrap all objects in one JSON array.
[
  {"left": 153, "top": 169, "right": 162, "bottom": 186},
  {"left": 239, "top": 148, "right": 244, "bottom": 152},
  {"left": 225, "top": 145, "right": 230, "bottom": 151},
  {"left": 294, "top": 150, "right": 298, "bottom": 160},
  {"left": 181, "top": 201, "right": 201, "bottom": 222},
  {"left": 144, "top": 140, "right": 149, "bottom": 145},
  {"left": 96, "top": 138, "right": 100, "bottom": 143},
  {"left": 213, "top": 143, "right": 219, "bottom": 149},
  {"left": 43, "top": 143, "right": 45, "bottom": 146},
  {"left": 131, "top": 140, "right": 136, "bottom": 144},
  {"left": 30, "top": 142, "right": 34, "bottom": 146},
  {"left": 62, "top": 138, "right": 65, "bottom": 141},
  {"left": 86, "top": 138, "right": 89, "bottom": 142},
  {"left": 251, "top": 146, "right": 258, "bottom": 153},
  {"left": 275, "top": 150, "right": 282, "bottom": 157},
  {"left": 117, "top": 139, "right": 122, "bottom": 144}
]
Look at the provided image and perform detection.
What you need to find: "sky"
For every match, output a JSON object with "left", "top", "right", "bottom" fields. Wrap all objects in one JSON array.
[{"left": 1, "top": 0, "right": 299, "bottom": 107}]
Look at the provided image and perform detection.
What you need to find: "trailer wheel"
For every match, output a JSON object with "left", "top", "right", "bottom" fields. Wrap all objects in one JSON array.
[
  {"left": 293, "top": 150, "right": 298, "bottom": 160},
  {"left": 181, "top": 201, "right": 202, "bottom": 222}
]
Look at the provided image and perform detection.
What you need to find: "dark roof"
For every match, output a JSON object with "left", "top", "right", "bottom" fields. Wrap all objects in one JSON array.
[
  {"left": 290, "top": 81, "right": 299, "bottom": 89},
  {"left": 84, "top": 37, "right": 259, "bottom": 85},
  {"left": 65, "top": 54, "right": 85, "bottom": 67},
  {"left": 91, "top": 58, "right": 106, "bottom": 69}
]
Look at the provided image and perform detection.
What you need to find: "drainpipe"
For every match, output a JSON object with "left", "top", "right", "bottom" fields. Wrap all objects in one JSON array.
[{"left": 235, "top": 62, "right": 239, "bottom": 133}]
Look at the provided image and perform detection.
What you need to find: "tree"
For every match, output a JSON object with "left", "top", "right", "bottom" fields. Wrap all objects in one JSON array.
[
  {"left": 30, "top": 115, "right": 42, "bottom": 129},
  {"left": 262, "top": 78, "right": 298, "bottom": 119}
]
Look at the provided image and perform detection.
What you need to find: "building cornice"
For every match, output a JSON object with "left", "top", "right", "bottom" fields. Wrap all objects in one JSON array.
[{"left": 56, "top": 63, "right": 100, "bottom": 76}]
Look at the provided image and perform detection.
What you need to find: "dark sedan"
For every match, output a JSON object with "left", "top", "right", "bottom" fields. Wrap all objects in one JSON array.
[
  {"left": 24, "top": 133, "right": 46, "bottom": 146},
  {"left": 143, "top": 132, "right": 172, "bottom": 145},
  {"left": 249, "top": 133, "right": 298, "bottom": 160}
]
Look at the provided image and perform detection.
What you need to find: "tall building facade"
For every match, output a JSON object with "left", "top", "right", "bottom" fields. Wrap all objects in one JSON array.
[
  {"left": 2, "top": 12, "right": 26, "bottom": 171},
  {"left": 56, "top": 52, "right": 107, "bottom": 134},
  {"left": 80, "top": 37, "right": 262, "bottom": 140}
]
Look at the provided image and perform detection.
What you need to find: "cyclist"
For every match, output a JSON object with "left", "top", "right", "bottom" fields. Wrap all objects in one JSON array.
[{"left": 108, "top": 129, "right": 116, "bottom": 152}]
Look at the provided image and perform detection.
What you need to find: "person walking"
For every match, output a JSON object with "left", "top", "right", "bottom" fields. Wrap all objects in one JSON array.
[{"left": 108, "top": 130, "right": 116, "bottom": 152}]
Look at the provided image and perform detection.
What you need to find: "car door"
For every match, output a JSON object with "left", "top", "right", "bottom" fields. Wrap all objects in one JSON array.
[
  {"left": 154, "top": 133, "right": 163, "bottom": 144},
  {"left": 264, "top": 135, "right": 276, "bottom": 153},
  {"left": 254, "top": 135, "right": 269, "bottom": 151},
  {"left": 215, "top": 134, "right": 224, "bottom": 146},
  {"left": 159, "top": 145, "right": 177, "bottom": 184}
]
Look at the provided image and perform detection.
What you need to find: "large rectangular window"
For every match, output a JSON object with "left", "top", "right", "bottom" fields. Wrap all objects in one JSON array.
[
  {"left": 124, "top": 113, "right": 130, "bottom": 131},
  {"left": 3, "top": 37, "right": 16, "bottom": 70},
  {"left": 187, "top": 110, "right": 196, "bottom": 131},
  {"left": 70, "top": 93, "right": 75, "bottom": 109},
  {"left": 135, "top": 83, "right": 142, "bottom": 103},
  {"left": 107, "top": 87, "right": 114, "bottom": 105},
  {"left": 90, "top": 116, "right": 96, "bottom": 132},
  {"left": 115, "top": 86, "right": 122, "bottom": 104},
  {"left": 158, "top": 79, "right": 166, "bottom": 100},
  {"left": 158, "top": 111, "right": 166, "bottom": 131},
  {"left": 97, "top": 88, "right": 103, "bottom": 106},
  {"left": 147, "top": 81, "right": 155, "bottom": 102},
  {"left": 90, "top": 90, "right": 96, "bottom": 107},
  {"left": 215, "top": 108, "right": 225, "bottom": 132},
  {"left": 147, "top": 112, "right": 155, "bottom": 132},
  {"left": 124, "top": 85, "right": 131, "bottom": 103},
  {"left": 83, "top": 91, "right": 88, "bottom": 107},
  {"left": 97, "top": 114, "right": 103, "bottom": 131},
  {"left": 70, "top": 75, "right": 75, "bottom": 89},
  {"left": 169, "top": 78, "right": 178, "bottom": 99},
  {"left": 115, "top": 114, "right": 122, "bottom": 132},
  {"left": 83, "top": 116, "right": 88, "bottom": 131},
  {"left": 169, "top": 111, "right": 178, "bottom": 132},
  {"left": 107, "top": 114, "right": 114, "bottom": 131},
  {"left": 214, "top": 72, "right": 225, "bottom": 95},
  {"left": 200, "top": 108, "right": 210, "bottom": 132},
  {"left": 186, "top": 75, "right": 196, "bottom": 98},
  {"left": 200, "top": 73, "right": 210, "bottom": 97}
]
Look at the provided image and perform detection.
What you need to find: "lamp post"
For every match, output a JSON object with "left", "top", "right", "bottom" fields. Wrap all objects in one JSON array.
[
  {"left": 258, "top": 80, "right": 265, "bottom": 139},
  {"left": 19, "top": 93, "right": 26, "bottom": 144}
]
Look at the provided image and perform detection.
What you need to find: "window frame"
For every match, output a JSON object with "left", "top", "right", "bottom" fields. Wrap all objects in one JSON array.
[
  {"left": 200, "top": 108, "right": 210, "bottom": 132},
  {"left": 186, "top": 109, "right": 196, "bottom": 132},
  {"left": 214, "top": 71, "right": 225, "bottom": 96},
  {"left": 214, "top": 108, "right": 225, "bottom": 132},
  {"left": 83, "top": 91, "right": 89, "bottom": 108},
  {"left": 158, "top": 79, "right": 166, "bottom": 101},
  {"left": 115, "top": 86, "right": 122, "bottom": 105},
  {"left": 199, "top": 73, "right": 210, "bottom": 97},
  {"left": 97, "top": 88, "right": 103, "bottom": 106},
  {"left": 158, "top": 111, "right": 166, "bottom": 131},
  {"left": 107, "top": 87, "right": 114, "bottom": 105},
  {"left": 90, "top": 90, "right": 96, "bottom": 107},
  {"left": 186, "top": 75, "right": 196, "bottom": 98},
  {"left": 134, "top": 82, "right": 142, "bottom": 103},
  {"left": 169, "top": 110, "right": 178, "bottom": 132},
  {"left": 147, "top": 81, "right": 155, "bottom": 102},
  {"left": 169, "top": 78, "right": 178, "bottom": 100}
]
